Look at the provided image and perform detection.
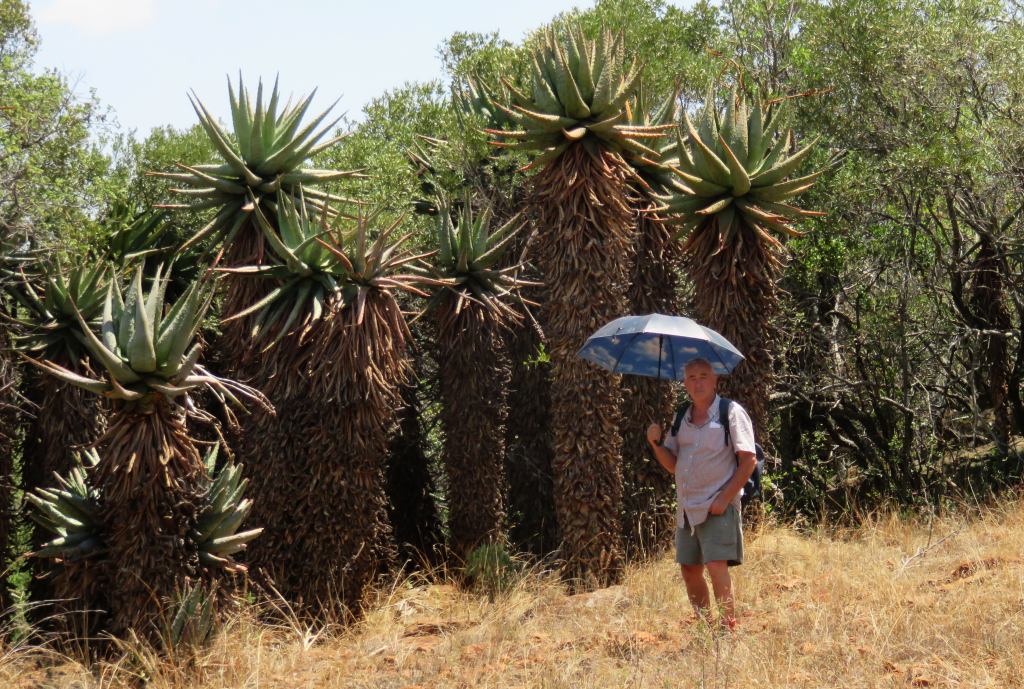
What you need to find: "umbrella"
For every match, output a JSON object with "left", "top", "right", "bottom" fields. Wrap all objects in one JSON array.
[{"left": 576, "top": 313, "right": 744, "bottom": 380}]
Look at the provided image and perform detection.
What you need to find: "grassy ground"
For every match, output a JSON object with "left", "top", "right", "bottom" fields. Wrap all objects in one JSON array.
[{"left": 3, "top": 500, "right": 1023, "bottom": 688}]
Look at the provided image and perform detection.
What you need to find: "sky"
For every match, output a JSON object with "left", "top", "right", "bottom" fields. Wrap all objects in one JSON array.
[{"left": 29, "top": 0, "right": 602, "bottom": 137}]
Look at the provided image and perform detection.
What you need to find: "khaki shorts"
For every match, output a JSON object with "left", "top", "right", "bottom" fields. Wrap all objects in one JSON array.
[{"left": 675, "top": 504, "right": 743, "bottom": 567}]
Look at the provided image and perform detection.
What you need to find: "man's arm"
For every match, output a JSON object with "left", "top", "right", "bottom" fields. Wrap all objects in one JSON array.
[
  {"left": 709, "top": 451, "right": 757, "bottom": 514},
  {"left": 646, "top": 423, "right": 676, "bottom": 474}
]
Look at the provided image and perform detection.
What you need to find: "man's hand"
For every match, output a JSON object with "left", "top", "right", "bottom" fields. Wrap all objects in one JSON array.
[
  {"left": 646, "top": 423, "right": 663, "bottom": 446},
  {"left": 709, "top": 493, "right": 729, "bottom": 516}
]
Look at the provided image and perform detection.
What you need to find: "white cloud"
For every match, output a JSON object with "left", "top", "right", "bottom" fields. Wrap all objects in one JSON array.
[
  {"left": 38, "top": 0, "right": 156, "bottom": 35},
  {"left": 634, "top": 336, "right": 664, "bottom": 359},
  {"left": 580, "top": 343, "right": 618, "bottom": 371}
]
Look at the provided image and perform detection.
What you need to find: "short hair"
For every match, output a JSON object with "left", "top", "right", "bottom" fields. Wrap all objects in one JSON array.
[{"left": 683, "top": 358, "right": 715, "bottom": 374}]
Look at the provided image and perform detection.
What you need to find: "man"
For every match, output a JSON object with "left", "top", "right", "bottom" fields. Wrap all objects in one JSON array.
[{"left": 646, "top": 358, "right": 758, "bottom": 630}]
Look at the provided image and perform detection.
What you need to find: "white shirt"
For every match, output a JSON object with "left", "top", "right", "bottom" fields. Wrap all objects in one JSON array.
[{"left": 662, "top": 394, "right": 756, "bottom": 529}]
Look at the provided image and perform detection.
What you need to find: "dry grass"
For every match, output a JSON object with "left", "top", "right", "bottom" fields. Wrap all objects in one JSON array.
[{"left": 4, "top": 500, "right": 1024, "bottom": 688}]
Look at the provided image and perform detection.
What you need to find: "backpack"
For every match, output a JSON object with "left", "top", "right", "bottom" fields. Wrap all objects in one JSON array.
[{"left": 670, "top": 397, "right": 764, "bottom": 504}]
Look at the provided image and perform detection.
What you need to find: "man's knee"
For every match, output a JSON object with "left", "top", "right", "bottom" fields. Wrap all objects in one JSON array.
[
  {"left": 680, "top": 563, "right": 704, "bottom": 581},
  {"left": 704, "top": 560, "right": 731, "bottom": 584},
  {"left": 705, "top": 560, "right": 729, "bottom": 575}
]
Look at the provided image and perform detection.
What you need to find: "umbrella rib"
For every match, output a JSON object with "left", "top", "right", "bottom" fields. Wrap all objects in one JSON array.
[
  {"left": 611, "top": 330, "right": 643, "bottom": 374},
  {"left": 657, "top": 334, "right": 662, "bottom": 381},
  {"left": 669, "top": 329, "right": 678, "bottom": 380}
]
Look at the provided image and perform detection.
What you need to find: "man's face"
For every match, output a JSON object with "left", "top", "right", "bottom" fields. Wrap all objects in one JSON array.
[{"left": 683, "top": 361, "right": 718, "bottom": 405}]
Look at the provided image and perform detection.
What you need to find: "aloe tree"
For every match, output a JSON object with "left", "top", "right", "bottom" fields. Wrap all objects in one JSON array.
[
  {"left": 159, "top": 79, "right": 403, "bottom": 614},
  {"left": 12, "top": 261, "right": 109, "bottom": 491},
  {"left": 450, "top": 79, "right": 560, "bottom": 556},
  {"left": 661, "top": 88, "right": 823, "bottom": 435},
  {"left": 408, "top": 123, "right": 558, "bottom": 556},
  {"left": 300, "top": 213, "right": 427, "bottom": 614},
  {"left": 9, "top": 260, "right": 110, "bottom": 607},
  {"left": 225, "top": 196, "right": 428, "bottom": 616},
  {"left": 26, "top": 266, "right": 265, "bottom": 637},
  {"left": 423, "top": 200, "right": 528, "bottom": 558},
  {"left": 489, "top": 25, "right": 671, "bottom": 585}
]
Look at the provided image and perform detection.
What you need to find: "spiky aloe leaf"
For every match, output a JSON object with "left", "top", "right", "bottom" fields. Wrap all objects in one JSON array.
[
  {"left": 318, "top": 210, "right": 435, "bottom": 308},
  {"left": 27, "top": 265, "right": 264, "bottom": 410},
  {"left": 222, "top": 193, "right": 352, "bottom": 347},
  {"left": 101, "top": 201, "right": 172, "bottom": 266},
  {"left": 453, "top": 77, "right": 520, "bottom": 131},
  {"left": 167, "top": 581, "right": 219, "bottom": 651},
  {"left": 619, "top": 81, "right": 681, "bottom": 190}
]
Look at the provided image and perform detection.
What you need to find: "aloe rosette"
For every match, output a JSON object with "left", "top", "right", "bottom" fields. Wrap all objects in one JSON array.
[
  {"left": 488, "top": 26, "right": 674, "bottom": 170},
  {"left": 154, "top": 76, "right": 362, "bottom": 252}
]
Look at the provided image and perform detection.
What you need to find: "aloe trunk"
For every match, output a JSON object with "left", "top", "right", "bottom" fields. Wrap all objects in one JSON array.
[
  {"left": 309, "top": 290, "right": 402, "bottom": 614},
  {"left": 21, "top": 373, "right": 104, "bottom": 494},
  {"left": 684, "top": 224, "right": 779, "bottom": 438},
  {"left": 96, "top": 398, "right": 206, "bottom": 635},
  {"left": 387, "top": 374, "right": 443, "bottom": 567},
  {"left": 246, "top": 290, "right": 404, "bottom": 618},
  {"left": 620, "top": 207, "right": 680, "bottom": 557},
  {"left": 531, "top": 144, "right": 636, "bottom": 587},
  {"left": 504, "top": 316, "right": 559, "bottom": 556},
  {"left": 436, "top": 298, "right": 510, "bottom": 558}
]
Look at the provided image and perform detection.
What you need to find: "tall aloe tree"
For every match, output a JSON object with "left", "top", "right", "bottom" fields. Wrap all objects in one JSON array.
[
  {"left": 12, "top": 261, "right": 109, "bottom": 490},
  {"left": 661, "top": 88, "right": 823, "bottom": 435},
  {"left": 228, "top": 196, "right": 428, "bottom": 616},
  {"left": 450, "top": 79, "right": 560, "bottom": 556},
  {"left": 489, "top": 25, "right": 671, "bottom": 586},
  {"left": 302, "top": 213, "right": 427, "bottom": 614},
  {"left": 25, "top": 266, "right": 266, "bottom": 637},
  {"left": 158, "top": 79, "right": 386, "bottom": 615},
  {"left": 424, "top": 200, "right": 528, "bottom": 558},
  {"left": 618, "top": 85, "right": 684, "bottom": 556},
  {"left": 9, "top": 260, "right": 110, "bottom": 606},
  {"left": 409, "top": 127, "right": 558, "bottom": 556}
]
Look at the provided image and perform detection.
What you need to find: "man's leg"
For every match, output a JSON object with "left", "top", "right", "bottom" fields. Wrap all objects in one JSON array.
[
  {"left": 705, "top": 560, "right": 735, "bottom": 624},
  {"left": 680, "top": 564, "right": 711, "bottom": 620}
]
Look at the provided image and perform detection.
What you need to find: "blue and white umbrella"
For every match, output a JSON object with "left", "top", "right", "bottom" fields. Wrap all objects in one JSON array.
[{"left": 576, "top": 313, "right": 744, "bottom": 379}]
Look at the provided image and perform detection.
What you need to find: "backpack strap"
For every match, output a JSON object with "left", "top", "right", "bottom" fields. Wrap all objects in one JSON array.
[
  {"left": 670, "top": 403, "right": 689, "bottom": 437},
  {"left": 719, "top": 397, "right": 733, "bottom": 451}
]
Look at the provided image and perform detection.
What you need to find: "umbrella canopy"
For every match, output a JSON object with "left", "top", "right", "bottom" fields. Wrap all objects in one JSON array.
[{"left": 577, "top": 313, "right": 744, "bottom": 380}]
